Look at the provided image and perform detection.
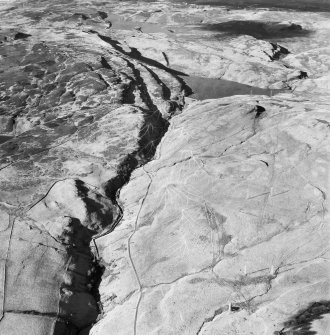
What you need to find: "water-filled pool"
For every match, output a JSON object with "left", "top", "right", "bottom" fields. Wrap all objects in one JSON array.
[{"left": 181, "top": 75, "right": 288, "bottom": 100}]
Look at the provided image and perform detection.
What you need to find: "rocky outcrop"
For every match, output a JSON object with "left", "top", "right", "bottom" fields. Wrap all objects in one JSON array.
[{"left": 0, "top": 1, "right": 186, "bottom": 333}]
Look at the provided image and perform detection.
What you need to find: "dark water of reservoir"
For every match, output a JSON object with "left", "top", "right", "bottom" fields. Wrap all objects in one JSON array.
[
  {"left": 197, "top": 21, "right": 312, "bottom": 40},
  {"left": 172, "top": 0, "right": 330, "bottom": 11},
  {"left": 181, "top": 75, "right": 287, "bottom": 100}
]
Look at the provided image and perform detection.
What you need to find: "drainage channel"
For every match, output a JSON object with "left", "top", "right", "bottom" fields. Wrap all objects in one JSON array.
[{"left": 52, "top": 52, "right": 189, "bottom": 334}]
